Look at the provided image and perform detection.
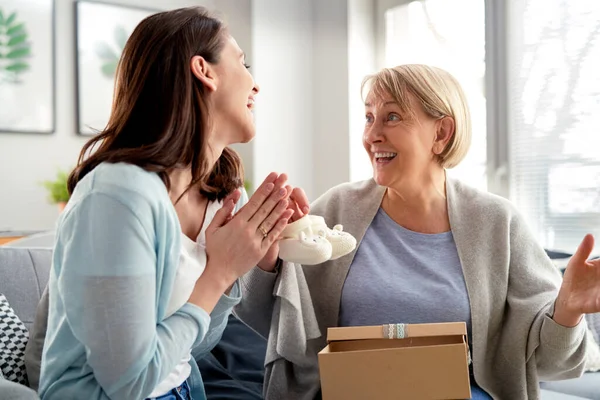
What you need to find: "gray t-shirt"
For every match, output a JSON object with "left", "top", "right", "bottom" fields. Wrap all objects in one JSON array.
[{"left": 339, "top": 207, "right": 472, "bottom": 339}]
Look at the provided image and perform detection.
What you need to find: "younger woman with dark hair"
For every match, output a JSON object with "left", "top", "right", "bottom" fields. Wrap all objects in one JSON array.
[{"left": 38, "top": 7, "right": 308, "bottom": 400}]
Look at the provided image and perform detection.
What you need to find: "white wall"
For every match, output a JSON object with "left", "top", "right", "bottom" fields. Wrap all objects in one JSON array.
[
  {"left": 251, "top": 0, "right": 366, "bottom": 200},
  {"left": 250, "top": 0, "right": 314, "bottom": 198},
  {"left": 312, "top": 0, "right": 352, "bottom": 197}
]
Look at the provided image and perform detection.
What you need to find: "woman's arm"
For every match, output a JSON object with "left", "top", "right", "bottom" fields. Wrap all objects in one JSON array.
[
  {"left": 55, "top": 192, "right": 211, "bottom": 400},
  {"left": 506, "top": 211, "right": 588, "bottom": 380},
  {"left": 235, "top": 266, "right": 278, "bottom": 339},
  {"left": 191, "top": 282, "right": 242, "bottom": 360}
]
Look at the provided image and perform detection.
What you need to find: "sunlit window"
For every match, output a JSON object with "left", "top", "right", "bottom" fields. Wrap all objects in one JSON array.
[{"left": 508, "top": 0, "right": 600, "bottom": 251}]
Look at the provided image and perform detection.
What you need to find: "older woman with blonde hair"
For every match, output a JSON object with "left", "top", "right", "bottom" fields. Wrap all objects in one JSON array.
[{"left": 236, "top": 64, "right": 600, "bottom": 399}]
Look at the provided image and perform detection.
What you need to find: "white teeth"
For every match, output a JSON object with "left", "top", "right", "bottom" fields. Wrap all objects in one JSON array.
[{"left": 374, "top": 152, "right": 397, "bottom": 158}]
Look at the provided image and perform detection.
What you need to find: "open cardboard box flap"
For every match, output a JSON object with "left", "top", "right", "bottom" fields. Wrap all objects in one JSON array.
[{"left": 326, "top": 321, "right": 468, "bottom": 343}]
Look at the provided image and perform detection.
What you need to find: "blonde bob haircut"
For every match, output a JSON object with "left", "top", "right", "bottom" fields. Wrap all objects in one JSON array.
[{"left": 362, "top": 64, "right": 472, "bottom": 169}]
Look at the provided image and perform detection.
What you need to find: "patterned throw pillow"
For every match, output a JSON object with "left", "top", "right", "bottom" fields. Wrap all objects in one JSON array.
[{"left": 0, "top": 294, "right": 29, "bottom": 385}]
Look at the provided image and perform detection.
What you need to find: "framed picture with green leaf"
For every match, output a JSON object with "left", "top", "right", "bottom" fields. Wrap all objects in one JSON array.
[
  {"left": 75, "top": 1, "right": 157, "bottom": 135},
  {"left": 0, "top": 0, "right": 55, "bottom": 134}
]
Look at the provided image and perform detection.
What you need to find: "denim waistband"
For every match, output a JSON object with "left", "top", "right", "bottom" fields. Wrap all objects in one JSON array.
[{"left": 147, "top": 380, "right": 191, "bottom": 400}]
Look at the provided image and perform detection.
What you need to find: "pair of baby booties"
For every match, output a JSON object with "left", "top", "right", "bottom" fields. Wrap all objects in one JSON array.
[{"left": 278, "top": 215, "right": 357, "bottom": 265}]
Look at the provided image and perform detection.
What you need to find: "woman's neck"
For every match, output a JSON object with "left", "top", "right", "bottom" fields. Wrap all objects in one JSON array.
[
  {"left": 167, "top": 140, "right": 223, "bottom": 203},
  {"left": 168, "top": 168, "right": 194, "bottom": 204},
  {"left": 168, "top": 168, "right": 210, "bottom": 240},
  {"left": 381, "top": 167, "right": 450, "bottom": 233}
]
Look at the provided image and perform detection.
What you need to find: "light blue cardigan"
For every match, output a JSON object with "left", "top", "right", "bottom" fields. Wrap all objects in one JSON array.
[{"left": 39, "top": 162, "right": 246, "bottom": 400}]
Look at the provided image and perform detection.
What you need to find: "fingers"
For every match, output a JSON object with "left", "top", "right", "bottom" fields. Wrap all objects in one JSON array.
[
  {"left": 225, "top": 188, "right": 242, "bottom": 206},
  {"left": 208, "top": 190, "right": 240, "bottom": 230},
  {"left": 247, "top": 174, "right": 289, "bottom": 228},
  {"left": 570, "top": 234, "right": 595, "bottom": 266},
  {"left": 289, "top": 187, "right": 310, "bottom": 215},
  {"left": 262, "top": 209, "right": 294, "bottom": 249},
  {"left": 284, "top": 186, "right": 309, "bottom": 222},
  {"left": 235, "top": 172, "right": 283, "bottom": 222},
  {"left": 287, "top": 197, "right": 303, "bottom": 222},
  {"left": 258, "top": 198, "right": 290, "bottom": 237}
]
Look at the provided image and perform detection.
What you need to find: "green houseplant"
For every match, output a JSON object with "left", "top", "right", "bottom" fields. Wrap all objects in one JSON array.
[
  {"left": 42, "top": 169, "right": 70, "bottom": 212},
  {"left": 244, "top": 180, "right": 253, "bottom": 194}
]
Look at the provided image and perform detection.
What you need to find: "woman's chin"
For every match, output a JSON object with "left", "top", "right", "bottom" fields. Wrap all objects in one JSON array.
[
  {"left": 240, "top": 128, "right": 256, "bottom": 143},
  {"left": 372, "top": 171, "right": 391, "bottom": 187},
  {"left": 229, "top": 125, "right": 256, "bottom": 145}
]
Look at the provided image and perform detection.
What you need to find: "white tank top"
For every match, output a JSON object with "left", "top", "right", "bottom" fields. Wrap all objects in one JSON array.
[{"left": 148, "top": 200, "right": 222, "bottom": 397}]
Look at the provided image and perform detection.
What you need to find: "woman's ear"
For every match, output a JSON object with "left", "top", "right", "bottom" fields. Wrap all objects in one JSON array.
[
  {"left": 433, "top": 116, "right": 455, "bottom": 155},
  {"left": 190, "top": 55, "right": 217, "bottom": 92}
]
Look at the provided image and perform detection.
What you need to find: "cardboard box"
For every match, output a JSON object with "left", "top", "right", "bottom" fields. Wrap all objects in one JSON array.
[{"left": 318, "top": 322, "right": 471, "bottom": 400}]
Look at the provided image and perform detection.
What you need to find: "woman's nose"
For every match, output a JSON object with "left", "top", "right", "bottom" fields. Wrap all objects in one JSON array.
[{"left": 364, "top": 125, "right": 383, "bottom": 144}]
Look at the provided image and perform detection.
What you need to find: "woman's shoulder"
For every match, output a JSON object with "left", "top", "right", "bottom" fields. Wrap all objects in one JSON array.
[
  {"left": 311, "top": 179, "right": 383, "bottom": 216},
  {"left": 66, "top": 162, "right": 176, "bottom": 230},
  {"left": 448, "top": 177, "right": 520, "bottom": 221},
  {"left": 89, "top": 162, "right": 165, "bottom": 194},
  {"left": 314, "top": 179, "right": 380, "bottom": 202},
  {"left": 74, "top": 162, "right": 169, "bottom": 207}
]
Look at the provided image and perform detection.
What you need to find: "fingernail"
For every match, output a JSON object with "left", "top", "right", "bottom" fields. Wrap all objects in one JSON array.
[
  {"left": 265, "top": 183, "right": 274, "bottom": 192},
  {"left": 302, "top": 206, "right": 310, "bottom": 214},
  {"left": 279, "top": 188, "right": 287, "bottom": 196}
]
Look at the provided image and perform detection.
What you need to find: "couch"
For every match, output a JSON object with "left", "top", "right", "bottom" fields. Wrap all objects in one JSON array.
[{"left": 0, "top": 244, "right": 598, "bottom": 399}]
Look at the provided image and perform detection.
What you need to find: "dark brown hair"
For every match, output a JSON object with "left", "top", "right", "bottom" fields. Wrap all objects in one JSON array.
[{"left": 68, "top": 6, "right": 243, "bottom": 201}]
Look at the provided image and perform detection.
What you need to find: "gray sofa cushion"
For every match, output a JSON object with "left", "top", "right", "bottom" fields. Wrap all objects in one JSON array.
[
  {"left": 0, "top": 248, "right": 52, "bottom": 332},
  {"left": 0, "top": 377, "right": 38, "bottom": 400},
  {"left": 540, "top": 372, "right": 600, "bottom": 399},
  {"left": 540, "top": 389, "right": 593, "bottom": 400},
  {"left": 4, "top": 233, "right": 55, "bottom": 250}
]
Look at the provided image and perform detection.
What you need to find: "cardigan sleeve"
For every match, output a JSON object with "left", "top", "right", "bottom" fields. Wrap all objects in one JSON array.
[
  {"left": 191, "top": 281, "right": 241, "bottom": 360},
  {"left": 236, "top": 266, "right": 278, "bottom": 339},
  {"left": 507, "top": 210, "right": 588, "bottom": 380},
  {"left": 54, "top": 192, "right": 211, "bottom": 400}
]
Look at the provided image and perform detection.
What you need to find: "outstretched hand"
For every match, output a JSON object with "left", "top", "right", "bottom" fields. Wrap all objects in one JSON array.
[{"left": 554, "top": 234, "right": 600, "bottom": 327}]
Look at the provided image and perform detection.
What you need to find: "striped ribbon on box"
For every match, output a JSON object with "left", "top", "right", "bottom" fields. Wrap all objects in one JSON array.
[
  {"left": 382, "top": 323, "right": 406, "bottom": 339},
  {"left": 381, "top": 323, "right": 472, "bottom": 365}
]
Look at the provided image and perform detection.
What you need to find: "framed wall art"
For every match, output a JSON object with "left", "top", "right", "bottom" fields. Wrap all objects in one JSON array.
[
  {"left": 0, "top": 0, "right": 55, "bottom": 133},
  {"left": 74, "top": 1, "right": 157, "bottom": 135}
]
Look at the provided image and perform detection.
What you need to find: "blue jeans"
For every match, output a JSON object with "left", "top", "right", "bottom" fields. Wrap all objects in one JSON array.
[
  {"left": 147, "top": 381, "right": 192, "bottom": 400},
  {"left": 470, "top": 383, "right": 493, "bottom": 399}
]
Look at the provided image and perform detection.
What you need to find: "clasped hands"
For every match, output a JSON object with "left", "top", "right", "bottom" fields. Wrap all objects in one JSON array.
[{"left": 202, "top": 173, "right": 309, "bottom": 290}]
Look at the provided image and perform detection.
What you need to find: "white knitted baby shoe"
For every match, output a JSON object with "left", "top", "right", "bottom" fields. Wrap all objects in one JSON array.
[
  {"left": 278, "top": 215, "right": 332, "bottom": 265},
  {"left": 309, "top": 215, "right": 357, "bottom": 260}
]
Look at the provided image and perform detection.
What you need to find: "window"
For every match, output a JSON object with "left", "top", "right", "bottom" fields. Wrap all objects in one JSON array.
[
  {"left": 507, "top": 0, "right": 600, "bottom": 252},
  {"left": 369, "top": 0, "right": 600, "bottom": 253},
  {"left": 376, "top": 0, "right": 487, "bottom": 191}
]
